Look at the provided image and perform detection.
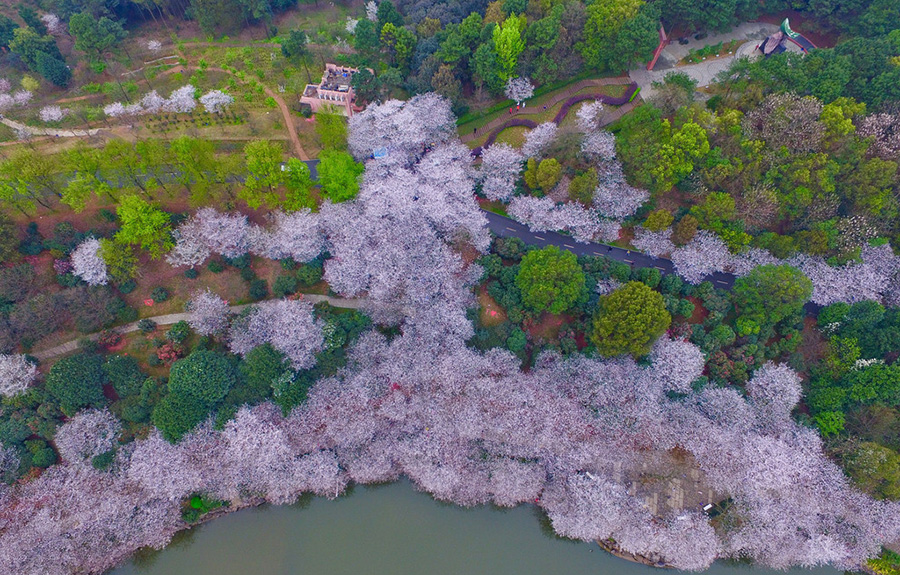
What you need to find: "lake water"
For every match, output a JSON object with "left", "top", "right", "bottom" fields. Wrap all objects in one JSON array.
[{"left": 111, "top": 481, "right": 840, "bottom": 575}]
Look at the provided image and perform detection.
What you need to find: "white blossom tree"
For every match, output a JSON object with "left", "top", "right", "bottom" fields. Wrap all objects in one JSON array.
[
  {"left": 649, "top": 337, "right": 705, "bottom": 394},
  {"left": 670, "top": 231, "right": 731, "bottom": 284},
  {"left": 54, "top": 409, "right": 121, "bottom": 467},
  {"left": 41, "top": 14, "right": 64, "bottom": 35},
  {"left": 187, "top": 290, "right": 231, "bottom": 336},
  {"left": 504, "top": 76, "right": 534, "bottom": 102},
  {"left": 199, "top": 90, "right": 234, "bottom": 114},
  {"left": 508, "top": 195, "right": 611, "bottom": 243},
  {"left": 0, "top": 79, "right": 10, "bottom": 93},
  {"left": 163, "top": 85, "right": 197, "bottom": 113},
  {"left": 745, "top": 362, "right": 802, "bottom": 423},
  {"left": 0, "top": 354, "right": 37, "bottom": 397},
  {"left": 632, "top": 226, "right": 674, "bottom": 258},
  {"left": 140, "top": 90, "right": 165, "bottom": 114},
  {"left": 248, "top": 210, "right": 323, "bottom": 262},
  {"left": 229, "top": 299, "right": 324, "bottom": 369},
  {"left": 592, "top": 160, "right": 649, "bottom": 220},
  {"left": 521, "top": 122, "right": 558, "bottom": 158},
  {"left": 347, "top": 93, "right": 456, "bottom": 161},
  {"left": 147, "top": 40, "right": 162, "bottom": 53},
  {"left": 103, "top": 102, "right": 127, "bottom": 118},
  {"left": 70, "top": 238, "right": 108, "bottom": 286},
  {"left": 479, "top": 142, "right": 522, "bottom": 201},
  {"left": 12, "top": 90, "right": 32, "bottom": 106},
  {"left": 366, "top": 0, "right": 378, "bottom": 20},
  {"left": 39, "top": 105, "right": 69, "bottom": 123}
]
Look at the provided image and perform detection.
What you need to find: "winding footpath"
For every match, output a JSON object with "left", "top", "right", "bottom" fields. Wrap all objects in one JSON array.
[{"left": 31, "top": 293, "right": 362, "bottom": 361}]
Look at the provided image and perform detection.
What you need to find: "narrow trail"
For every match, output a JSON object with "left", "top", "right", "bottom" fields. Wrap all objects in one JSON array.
[
  {"left": 460, "top": 76, "right": 635, "bottom": 145},
  {"left": 0, "top": 117, "right": 102, "bottom": 138},
  {"left": 159, "top": 64, "right": 309, "bottom": 160},
  {"left": 31, "top": 293, "right": 361, "bottom": 362}
]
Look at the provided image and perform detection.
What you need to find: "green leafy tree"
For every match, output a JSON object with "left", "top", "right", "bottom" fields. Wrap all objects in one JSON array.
[
  {"left": 235, "top": 343, "right": 289, "bottom": 405},
  {"left": 168, "top": 350, "right": 237, "bottom": 405},
  {"left": 114, "top": 195, "right": 173, "bottom": 259},
  {"left": 35, "top": 51, "right": 70, "bottom": 87},
  {"left": 472, "top": 41, "right": 504, "bottom": 94},
  {"left": 241, "top": 140, "right": 284, "bottom": 209},
  {"left": 45, "top": 354, "right": 107, "bottom": 416},
  {"left": 843, "top": 442, "right": 900, "bottom": 500},
  {"left": 733, "top": 264, "right": 812, "bottom": 327},
  {"left": 0, "top": 15, "right": 19, "bottom": 50},
  {"left": 151, "top": 392, "right": 211, "bottom": 443},
  {"left": 99, "top": 238, "right": 138, "bottom": 284},
  {"left": 492, "top": 14, "right": 526, "bottom": 81},
  {"left": 380, "top": 22, "right": 416, "bottom": 70},
  {"left": 283, "top": 158, "right": 316, "bottom": 211},
  {"left": 353, "top": 19, "right": 380, "bottom": 63},
  {"left": 515, "top": 245, "right": 585, "bottom": 314},
  {"left": 591, "top": 281, "right": 671, "bottom": 357},
  {"left": 281, "top": 29, "right": 308, "bottom": 62},
  {"left": 315, "top": 110, "right": 348, "bottom": 151},
  {"left": 0, "top": 212, "right": 18, "bottom": 264},
  {"left": 568, "top": 168, "right": 598, "bottom": 205},
  {"left": 376, "top": 0, "right": 404, "bottom": 34},
  {"left": 68, "top": 13, "right": 127, "bottom": 58},
  {"left": 643, "top": 209, "right": 674, "bottom": 232},
  {"left": 18, "top": 5, "right": 47, "bottom": 34},
  {"left": 318, "top": 150, "right": 364, "bottom": 203},
  {"left": 580, "top": 0, "right": 656, "bottom": 72}
]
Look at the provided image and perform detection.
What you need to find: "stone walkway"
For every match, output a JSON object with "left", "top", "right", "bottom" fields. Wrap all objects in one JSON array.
[
  {"left": 628, "top": 22, "right": 786, "bottom": 99},
  {"left": 31, "top": 293, "right": 363, "bottom": 362}
]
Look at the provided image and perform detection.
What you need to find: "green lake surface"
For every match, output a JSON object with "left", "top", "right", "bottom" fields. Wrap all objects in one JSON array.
[{"left": 111, "top": 480, "right": 840, "bottom": 575}]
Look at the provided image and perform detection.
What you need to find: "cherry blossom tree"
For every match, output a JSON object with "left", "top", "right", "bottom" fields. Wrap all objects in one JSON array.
[
  {"left": 366, "top": 1, "right": 378, "bottom": 20},
  {"left": 670, "top": 230, "right": 731, "bottom": 284},
  {"left": 0, "top": 94, "right": 13, "bottom": 113},
  {"left": 345, "top": 17, "right": 359, "bottom": 33},
  {"left": 581, "top": 130, "right": 617, "bottom": 161},
  {"left": 521, "top": 122, "right": 558, "bottom": 158},
  {"left": 39, "top": 105, "right": 69, "bottom": 123},
  {"left": 504, "top": 76, "right": 534, "bottom": 102},
  {"left": 592, "top": 160, "right": 649, "bottom": 220},
  {"left": 12, "top": 90, "right": 32, "bottom": 106},
  {"left": 71, "top": 237, "right": 108, "bottom": 286},
  {"left": 743, "top": 92, "right": 825, "bottom": 153},
  {"left": 140, "top": 90, "right": 165, "bottom": 114},
  {"left": 248, "top": 210, "right": 323, "bottom": 263},
  {"left": 347, "top": 93, "right": 456, "bottom": 161},
  {"left": 649, "top": 337, "right": 705, "bottom": 394},
  {"left": 54, "top": 409, "right": 121, "bottom": 467},
  {"left": 41, "top": 14, "right": 64, "bottom": 35},
  {"left": 745, "top": 362, "right": 802, "bottom": 423},
  {"left": 166, "top": 217, "right": 210, "bottom": 268},
  {"left": 229, "top": 299, "right": 324, "bottom": 369},
  {"left": 0, "top": 79, "right": 10, "bottom": 93},
  {"left": 632, "top": 226, "right": 674, "bottom": 258},
  {"left": 199, "top": 90, "right": 234, "bottom": 114},
  {"left": 858, "top": 113, "right": 900, "bottom": 160},
  {"left": 189, "top": 207, "right": 250, "bottom": 258},
  {"left": 0, "top": 354, "right": 37, "bottom": 397},
  {"left": 187, "top": 290, "right": 231, "bottom": 336},
  {"left": 479, "top": 142, "right": 522, "bottom": 201},
  {"left": 508, "top": 195, "right": 614, "bottom": 243},
  {"left": 163, "top": 85, "right": 197, "bottom": 114},
  {"left": 576, "top": 101, "right": 604, "bottom": 132},
  {"left": 103, "top": 102, "right": 127, "bottom": 118}
]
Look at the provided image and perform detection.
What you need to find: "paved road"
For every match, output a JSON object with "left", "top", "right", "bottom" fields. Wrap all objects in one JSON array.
[{"left": 480, "top": 209, "right": 736, "bottom": 290}]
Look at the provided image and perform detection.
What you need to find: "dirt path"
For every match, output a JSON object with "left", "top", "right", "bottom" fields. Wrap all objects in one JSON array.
[
  {"left": 460, "top": 76, "right": 633, "bottom": 144},
  {"left": 32, "top": 293, "right": 362, "bottom": 361},
  {"left": 0, "top": 117, "right": 102, "bottom": 138},
  {"left": 159, "top": 64, "right": 309, "bottom": 160}
]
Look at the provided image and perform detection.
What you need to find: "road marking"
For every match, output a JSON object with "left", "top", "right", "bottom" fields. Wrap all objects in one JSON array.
[
  {"left": 505, "top": 227, "right": 517, "bottom": 232},
  {"left": 535, "top": 236, "right": 545, "bottom": 240},
  {"left": 594, "top": 251, "right": 603, "bottom": 256},
  {"left": 655, "top": 267, "right": 666, "bottom": 271},
  {"left": 564, "top": 244, "right": 575, "bottom": 249},
  {"left": 624, "top": 259, "right": 634, "bottom": 263},
  {"left": 716, "top": 280, "right": 730, "bottom": 285}
]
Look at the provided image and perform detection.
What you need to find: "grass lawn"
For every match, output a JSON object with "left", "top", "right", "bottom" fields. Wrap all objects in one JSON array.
[{"left": 478, "top": 288, "right": 508, "bottom": 327}]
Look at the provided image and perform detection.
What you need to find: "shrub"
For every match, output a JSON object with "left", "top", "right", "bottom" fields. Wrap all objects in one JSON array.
[
  {"left": 207, "top": 259, "right": 225, "bottom": 273},
  {"left": 151, "top": 287, "right": 169, "bottom": 303},
  {"left": 167, "top": 350, "right": 237, "bottom": 405},
  {"left": 296, "top": 263, "right": 323, "bottom": 287},
  {"left": 138, "top": 319, "right": 157, "bottom": 334},
  {"left": 240, "top": 267, "right": 257, "bottom": 282},
  {"left": 249, "top": 279, "right": 268, "bottom": 300},
  {"left": 225, "top": 254, "right": 250, "bottom": 269},
  {"left": 166, "top": 320, "right": 191, "bottom": 343},
  {"left": 103, "top": 355, "right": 145, "bottom": 398},
  {"left": 184, "top": 268, "right": 199, "bottom": 279},
  {"left": 91, "top": 450, "right": 115, "bottom": 471},
  {"left": 117, "top": 279, "right": 137, "bottom": 294},
  {"left": 272, "top": 274, "right": 298, "bottom": 297},
  {"left": 45, "top": 354, "right": 107, "bottom": 416},
  {"left": 19, "top": 223, "right": 43, "bottom": 256}
]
